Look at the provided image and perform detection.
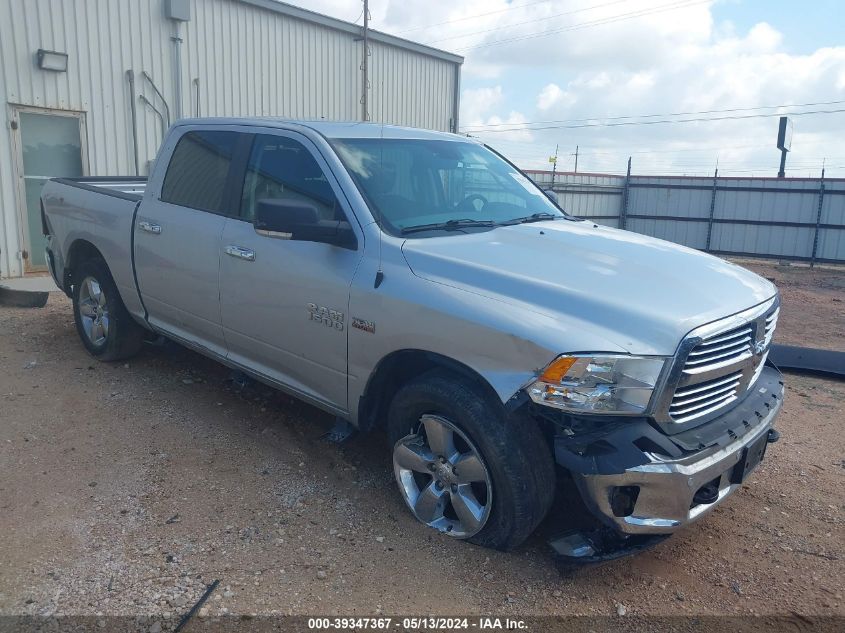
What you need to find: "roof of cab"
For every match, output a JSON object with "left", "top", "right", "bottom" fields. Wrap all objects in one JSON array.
[{"left": 173, "top": 118, "right": 472, "bottom": 141}]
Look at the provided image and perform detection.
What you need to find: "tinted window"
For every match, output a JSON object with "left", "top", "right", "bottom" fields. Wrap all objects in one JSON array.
[
  {"left": 241, "top": 135, "right": 340, "bottom": 222},
  {"left": 161, "top": 131, "right": 238, "bottom": 212},
  {"left": 331, "top": 138, "right": 562, "bottom": 236}
]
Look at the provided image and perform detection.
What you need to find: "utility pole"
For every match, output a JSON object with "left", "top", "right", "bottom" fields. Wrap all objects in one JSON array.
[
  {"left": 574, "top": 145, "right": 579, "bottom": 174},
  {"left": 549, "top": 144, "right": 559, "bottom": 189},
  {"left": 360, "top": 0, "right": 370, "bottom": 122}
]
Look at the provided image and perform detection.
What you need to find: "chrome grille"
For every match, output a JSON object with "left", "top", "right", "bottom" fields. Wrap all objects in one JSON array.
[
  {"left": 749, "top": 307, "right": 779, "bottom": 386},
  {"left": 683, "top": 325, "right": 753, "bottom": 370},
  {"left": 669, "top": 371, "right": 743, "bottom": 421},
  {"left": 664, "top": 299, "right": 779, "bottom": 425},
  {"left": 763, "top": 308, "right": 779, "bottom": 346}
]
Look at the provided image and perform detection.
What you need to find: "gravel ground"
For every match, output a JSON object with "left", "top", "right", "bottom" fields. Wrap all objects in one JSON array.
[
  {"left": 736, "top": 260, "right": 845, "bottom": 351},
  {"left": 0, "top": 261, "right": 842, "bottom": 623}
]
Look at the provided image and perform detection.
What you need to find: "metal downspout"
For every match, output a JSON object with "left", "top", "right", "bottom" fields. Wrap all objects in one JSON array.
[
  {"left": 452, "top": 64, "right": 461, "bottom": 134},
  {"left": 172, "top": 21, "right": 183, "bottom": 120},
  {"left": 126, "top": 70, "right": 140, "bottom": 176}
]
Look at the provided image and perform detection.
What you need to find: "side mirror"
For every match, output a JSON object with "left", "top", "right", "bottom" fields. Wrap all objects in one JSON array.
[
  {"left": 543, "top": 189, "right": 557, "bottom": 203},
  {"left": 254, "top": 199, "right": 356, "bottom": 249}
]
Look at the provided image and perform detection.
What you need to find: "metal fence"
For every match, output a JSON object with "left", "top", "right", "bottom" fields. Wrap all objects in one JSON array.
[{"left": 525, "top": 168, "right": 845, "bottom": 265}]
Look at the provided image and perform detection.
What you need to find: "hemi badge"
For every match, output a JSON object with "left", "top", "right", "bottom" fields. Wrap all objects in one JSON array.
[{"left": 352, "top": 317, "right": 375, "bottom": 334}]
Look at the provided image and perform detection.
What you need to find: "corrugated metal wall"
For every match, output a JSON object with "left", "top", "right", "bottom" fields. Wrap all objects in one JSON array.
[
  {"left": 184, "top": 0, "right": 360, "bottom": 122},
  {"left": 369, "top": 40, "right": 456, "bottom": 132},
  {"left": 526, "top": 170, "right": 845, "bottom": 264},
  {"left": 0, "top": 0, "right": 461, "bottom": 278},
  {"left": 530, "top": 171, "right": 625, "bottom": 229}
]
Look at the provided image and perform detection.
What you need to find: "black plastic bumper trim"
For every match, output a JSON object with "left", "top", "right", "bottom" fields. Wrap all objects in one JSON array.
[{"left": 552, "top": 366, "right": 784, "bottom": 475}]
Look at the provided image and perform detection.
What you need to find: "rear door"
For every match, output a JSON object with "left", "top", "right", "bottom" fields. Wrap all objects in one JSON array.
[
  {"left": 134, "top": 128, "right": 244, "bottom": 357},
  {"left": 218, "top": 130, "right": 363, "bottom": 412}
]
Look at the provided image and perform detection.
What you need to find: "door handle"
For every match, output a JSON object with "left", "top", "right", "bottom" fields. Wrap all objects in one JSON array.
[
  {"left": 225, "top": 245, "right": 256, "bottom": 261},
  {"left": 138, "top": 221, "right": 162, "bottom": 234}
]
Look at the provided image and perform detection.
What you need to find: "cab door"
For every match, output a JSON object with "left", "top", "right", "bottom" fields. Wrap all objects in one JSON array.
[
  {"left": 134, "top": 129, "right": 242, "bottom": 357},
  {"left": 218, "top": 131, "right": 363, "bottom": 412}
]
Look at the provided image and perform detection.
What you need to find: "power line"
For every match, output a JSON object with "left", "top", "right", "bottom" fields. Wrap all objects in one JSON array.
[
  {"left": 480, "top": 136, "right": 845, "bottom": 157},
  {"left": 481, "top": 139, "right": 844, "bottom": 172},
  {"left": 463, "top": 107, "right": 845, "bottom": 133},
  {"left": 393, "top": 0, "right": 559, "bottom": 34},
  {"left": 425, "top": 0, "right": 628, "bottom": 44},
  {"left": 461, "top": 99, "right": 845, "bottom": 131},
  {"left": 485, "top": 137, "right": 771, "bottom": 154},
  {"left": 453, "top": 0, "right": 710, "bottom": 52}
]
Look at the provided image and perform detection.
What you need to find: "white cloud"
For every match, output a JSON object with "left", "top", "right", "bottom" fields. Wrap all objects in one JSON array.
[
  {"left": 473, "top": 13, "right": 845, "bottom": 175},
  {"left": 287, "top": 1, "right": 845, "bottom": 176},
  {"left": 461, "top": 86, "right": 533, "bottom": 142},
  {"left": 461, "top": 86, "right": 504, "bottom": 122},
  {"left": 537, "top": 84, "right": 576, "bottom": 111},
  {"left": 745, "top": 22, "right": 783, "bottom": 52}
]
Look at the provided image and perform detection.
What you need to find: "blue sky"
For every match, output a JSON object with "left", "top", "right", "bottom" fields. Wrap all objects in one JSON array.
[
  {"left": 297, "top": 1, "right": 845, "bottom": 176},
  {"left": 711, "top": 0, "right": 842, "bottom": 54}
]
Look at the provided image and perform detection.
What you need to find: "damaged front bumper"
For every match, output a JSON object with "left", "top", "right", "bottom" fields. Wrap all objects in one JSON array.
[{"left": 554, "top": 366, "right": 784, "bottom": 537}]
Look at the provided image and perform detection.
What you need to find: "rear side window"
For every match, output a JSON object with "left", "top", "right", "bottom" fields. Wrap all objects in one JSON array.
[
  {"left": 161, "top": 131, "right": 238, "bottom": 212},
  {"left": 240, "top": 134, "right": 341, "bottom": 222}
]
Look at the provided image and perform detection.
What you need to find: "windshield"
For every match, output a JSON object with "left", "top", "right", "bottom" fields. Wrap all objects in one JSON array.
[{"left": 330, "top": 138, "right": 566, "bottom": 236}]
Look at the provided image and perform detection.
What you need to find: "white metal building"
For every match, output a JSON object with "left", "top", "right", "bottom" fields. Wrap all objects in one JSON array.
[{"left": 0, "top": 0, "right": 463, "bottom": 278}]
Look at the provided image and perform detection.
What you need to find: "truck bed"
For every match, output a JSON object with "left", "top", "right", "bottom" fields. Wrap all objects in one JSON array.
[
  {"left": 52, "top": 176, "right": 148, "bottom": 201},
  {"left": 41, "top": 176, "right": 149, "bottom": 318}
]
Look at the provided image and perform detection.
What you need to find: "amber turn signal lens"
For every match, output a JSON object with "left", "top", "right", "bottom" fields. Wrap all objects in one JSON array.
[{"left": 539, "top": 356, "right": 578, "bottom": 384}]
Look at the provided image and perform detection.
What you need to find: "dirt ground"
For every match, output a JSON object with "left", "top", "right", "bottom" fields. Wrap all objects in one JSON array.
[
  {"left": 0, "top": 260, "right": 842, "bottom": 624},
  {"left": 737, "top": 260, "right": 845, "bottom": 351}
]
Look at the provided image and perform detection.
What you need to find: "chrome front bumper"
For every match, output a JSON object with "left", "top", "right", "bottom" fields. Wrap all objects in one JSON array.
[{"left": 572, "top": 383, "right": 782, "bottom": 535}]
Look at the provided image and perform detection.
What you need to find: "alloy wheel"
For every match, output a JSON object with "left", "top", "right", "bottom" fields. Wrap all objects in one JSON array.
[
  {"left": 78, "top": 276, "right": 110, "bottom": 347},
  {"left": 393, "top": 414, "right": 492, "bottom": 538}
]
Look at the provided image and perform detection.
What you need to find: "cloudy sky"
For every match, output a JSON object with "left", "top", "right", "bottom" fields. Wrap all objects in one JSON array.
[{"left": 290, "top": 0, "right": 845, "bottom": 177}]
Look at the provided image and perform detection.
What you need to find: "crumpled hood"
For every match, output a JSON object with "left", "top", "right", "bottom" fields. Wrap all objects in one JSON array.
[{"left": 401, "top": 220, "right": 777, "bottom": 356}]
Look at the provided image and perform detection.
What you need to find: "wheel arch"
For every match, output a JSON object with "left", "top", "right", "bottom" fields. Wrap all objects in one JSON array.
[
  {"left": 64, "top": 239, "right": 106, "bottom": 293},
  {"left": 357, "top": 349, "right": 504, "bottom": 434}
]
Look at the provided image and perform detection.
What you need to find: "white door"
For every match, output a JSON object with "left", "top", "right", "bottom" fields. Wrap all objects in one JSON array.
[{"left": 12, "top": 107, "right": 87, "bottom": 271}]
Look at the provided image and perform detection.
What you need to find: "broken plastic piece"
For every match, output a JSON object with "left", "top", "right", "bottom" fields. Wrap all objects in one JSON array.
[{"left": 324, "top": 417, "right": 356, "bottom": 444}]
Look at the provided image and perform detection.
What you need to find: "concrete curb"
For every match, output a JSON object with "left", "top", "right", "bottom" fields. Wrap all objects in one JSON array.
[{"left": 0, "top": 284, "right": 49, "bottom": 308}]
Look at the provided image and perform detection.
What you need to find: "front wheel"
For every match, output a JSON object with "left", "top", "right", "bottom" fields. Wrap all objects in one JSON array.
[
  {"left": 72, "top": 258, "right": 143, "bottom": 361},
  {"left": 387, "top": 372, "right": 555, "bottom": 550}
]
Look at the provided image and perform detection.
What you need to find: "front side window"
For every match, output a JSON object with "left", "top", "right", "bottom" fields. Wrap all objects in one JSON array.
[
  {"left": 240, "top": 135, "right": 341, "bottom": 223},
  {"left": 330, "top": 138, "right": 565, "bottom": 236},
  {"left": 161, "top": 130, "right": 238, "bottom": 212}
]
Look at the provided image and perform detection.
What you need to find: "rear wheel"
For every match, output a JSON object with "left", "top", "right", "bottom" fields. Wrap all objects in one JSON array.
[
  {"left": 72, "top": 258, "right": 143, "bottom": 361},
  {"left": 387, "top": 371, "right": 555, "bottom": 550}
]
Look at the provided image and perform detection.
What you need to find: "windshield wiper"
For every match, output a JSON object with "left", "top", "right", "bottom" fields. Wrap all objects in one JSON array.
[
  {"left": 499, "top": 212, "right": 564, "bottom": 226},
  {"left": 400, "top": 218, "right": 497, "bottom": 235}
]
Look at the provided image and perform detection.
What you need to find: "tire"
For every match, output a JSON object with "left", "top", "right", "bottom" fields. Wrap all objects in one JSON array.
[
  {"left": 387, "top": 371, "right": 555, "bottom": 550},
  {"left": 72, "top": 258, "right": 144, "bottom": 361}
]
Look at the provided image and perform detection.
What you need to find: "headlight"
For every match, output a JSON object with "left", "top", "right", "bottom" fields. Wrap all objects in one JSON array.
[{"left": 527, "top": 354, "right": 667, "bottom": 414}]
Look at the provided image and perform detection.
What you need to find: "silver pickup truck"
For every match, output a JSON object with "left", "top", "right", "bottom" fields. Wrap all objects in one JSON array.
[{"left": 41, "top": 119, "right": 783, "bottom": 557}]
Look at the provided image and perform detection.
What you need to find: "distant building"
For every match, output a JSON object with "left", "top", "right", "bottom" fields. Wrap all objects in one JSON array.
[{"left": 0, "top": 0, "right": 462, "bottom": 278}]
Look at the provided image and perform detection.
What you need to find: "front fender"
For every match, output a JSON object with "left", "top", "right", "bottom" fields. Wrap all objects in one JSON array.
[{"left": 347, "top": 241, "right": 629, "bottom": 420}]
